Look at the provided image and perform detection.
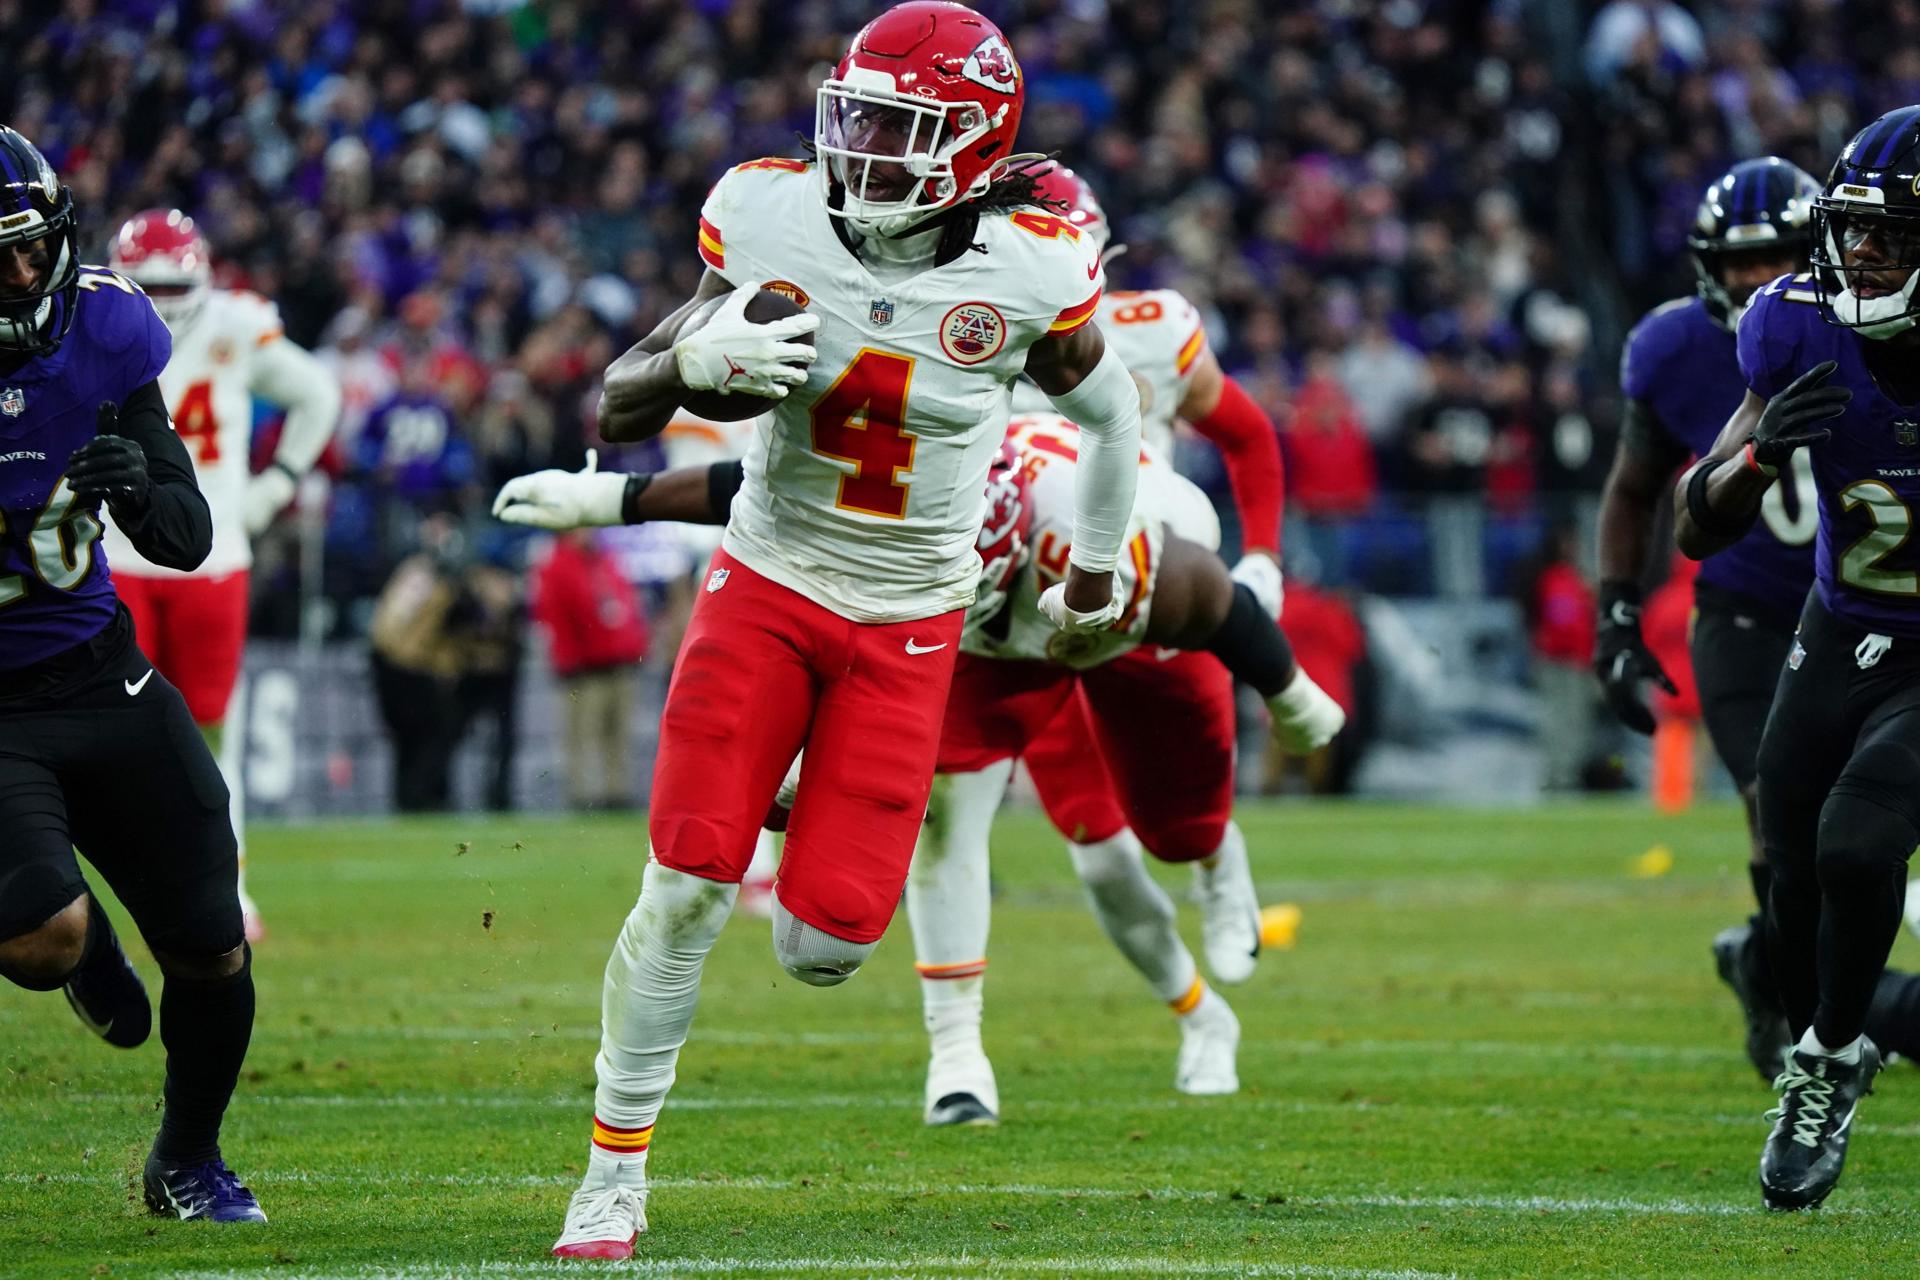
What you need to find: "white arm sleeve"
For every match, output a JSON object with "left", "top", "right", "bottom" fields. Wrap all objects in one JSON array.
[
  {"left": 250, "top": 337, "right": 344, "bottom": 474},
  {"left": 1046, "top": 341, "right": 1140, "bottom": 573}
]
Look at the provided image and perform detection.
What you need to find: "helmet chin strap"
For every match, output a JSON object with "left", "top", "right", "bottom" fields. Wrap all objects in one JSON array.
[
  {"left": 1832, "top": 271, "right": 1920, "bottom": 340},
  {"left": 0, "top": 296, "right": 51, "bottom": 347}
]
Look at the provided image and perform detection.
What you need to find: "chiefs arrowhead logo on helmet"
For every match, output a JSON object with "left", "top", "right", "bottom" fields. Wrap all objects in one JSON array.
[
  {"left": 960, "top": 34, "right": 1019, "bottom": 96},
  {"left": 967, "top": 437, "right": 1034, "bottom": 631}
]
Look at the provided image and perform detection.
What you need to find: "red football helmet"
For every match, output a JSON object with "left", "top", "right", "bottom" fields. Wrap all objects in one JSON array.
[
  {"left": 111, "top": 208, "right": 211, "bottom": 331},
  {"left": 816, "top": 1, "right": 1025, "bottom": 236},
  {"left": 968, "top": 436, "right": 1035, "bottom": 630},
  {"left": 1029, "top": 162, "right": 1110, "bottom": 253}
]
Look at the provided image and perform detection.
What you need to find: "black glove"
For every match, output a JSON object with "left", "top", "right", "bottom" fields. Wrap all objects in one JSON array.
[
  {"left": 67, "top": 403, "right": 151, "bottom": 517},
  {"left": 1751, "top": 360, "right": 1850, "bottom": 471},
  {"left": 1593, "top": 581, "right": 1677, "bottom": 737}
]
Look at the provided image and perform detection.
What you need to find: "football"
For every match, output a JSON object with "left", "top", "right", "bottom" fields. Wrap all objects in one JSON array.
[{"left": 679, "top": 286, "right": 812, "bottom": 422}]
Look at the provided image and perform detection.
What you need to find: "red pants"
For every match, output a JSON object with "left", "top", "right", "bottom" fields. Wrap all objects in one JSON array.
[
  {"left": 651, "top": 550, "right": 963, "bottom": 943},
  {"left": 115, "top": 570, "right": 250, "bottom": 726},
  {"left": 937, "top": 648, "right": 1237, "bottom": 863}
]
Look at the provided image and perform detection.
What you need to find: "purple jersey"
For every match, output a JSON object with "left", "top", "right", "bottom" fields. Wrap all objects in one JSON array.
[
  {"left": 1622, "top": 295, "right": 1816, "bottom": 617},
  {"left": 0, "top": 268, "right": 170, "bottom": 669},
  {"left": 1740, "top": 272, "right": 1920, "bottom": 638}
]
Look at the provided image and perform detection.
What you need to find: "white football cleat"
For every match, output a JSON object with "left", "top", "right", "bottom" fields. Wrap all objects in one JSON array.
[
  {"left": 1193, "top": 840, "right": 1261, "bottom": 986},
  {"left": 924, "top": 1044, "right": 1000, "bottom": 1127},
  {"left": 1176, "top": 989, "right": 1241, "bottom": 1095},
  {"left": 552, "top": 1181, "right": 648, "bottom": 1259}
]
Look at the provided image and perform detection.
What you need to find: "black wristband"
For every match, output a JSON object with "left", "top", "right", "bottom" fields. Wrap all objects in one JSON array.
[
  {"left": 1685, "top": 457, "right": 1746, "bottom": 539},
  {"left": 620, "top": 473, "right": 654, "bottom": 525}
]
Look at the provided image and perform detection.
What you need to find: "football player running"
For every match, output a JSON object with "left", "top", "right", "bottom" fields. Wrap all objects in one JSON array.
[
  {"left": 495, "top": 417, "right": 1344, "bottom": 1116},
  {"left": 908, "top": 415, "right": 1335, "bottom": 1118},
  {"left": 1597, "top": 158, "right": 1920, "bottom": 1083},
  {"left": 535, "top": 5, "right": 1143, "bottom": 1255},
  {"left": 1004, "top": 164, "right": 1287, "bottom": 995},
  {"left": 104, "top": 209, "right": 343, "bottom": 943},
  {"left": 0, "top": 128, "right": 264, "bottom": 1222},
  {"left": 1677, "top": 106, "right": 1920, "bottom": 1210}
]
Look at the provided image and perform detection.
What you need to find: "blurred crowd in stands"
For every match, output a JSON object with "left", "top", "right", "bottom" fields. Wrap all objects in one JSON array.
[{"left": 8, "top": 0, "right": 1917, "bottom": 799}]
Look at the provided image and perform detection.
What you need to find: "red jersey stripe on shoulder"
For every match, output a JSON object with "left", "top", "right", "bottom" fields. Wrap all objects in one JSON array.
[
  {"left": 698, "top": 216, "right": 725, "bottom": 270},
  {"left": 1174, "top": 325, "right": 1206, "bottom": 374},
  {"left": 1050, "top": 289, "right": 1102, "bottom": 335}
]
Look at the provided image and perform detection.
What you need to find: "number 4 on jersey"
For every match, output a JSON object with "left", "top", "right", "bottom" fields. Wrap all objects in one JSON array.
[
  {"left": 810, "top": 349, "right": 916, "bottom": 519},
  {"left": 170, "top": 380, "right": 222, "bottom": 464}
]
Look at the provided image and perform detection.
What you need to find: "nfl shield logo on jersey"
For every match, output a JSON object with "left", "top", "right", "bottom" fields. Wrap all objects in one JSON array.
[
  {"left": 0, "top": 387, "right": 24, "bottom": 417},
  {"left": 870, "top": 298, "right": 895, "bottom": 327},
  {"left": 1897, "top": 419, "right": 1918, "bottom": 447},
  {"left": 705, "top": 567, "right": 730, "bottom": 594}
]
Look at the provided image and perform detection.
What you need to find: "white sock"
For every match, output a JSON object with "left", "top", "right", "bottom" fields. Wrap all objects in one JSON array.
[
  {"left": 1068, "top": 828, "right": 1199, "bottom": 1006},
  {"left": 906, "top": 762, "right": 1011, "bottom": 1057},
  {"left": 1798, "top": 1027, "right": 1864, "bottom": 1064},
  {"left": 587, "top": 857, "right": 738, "bottom": 1186}
]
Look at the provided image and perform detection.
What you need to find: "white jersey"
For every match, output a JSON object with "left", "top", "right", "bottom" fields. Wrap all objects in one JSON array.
[
  {"left": 699, "top": 159, "right": 1105, "bottom": 623},
  {"left": 660, "top": 409, "right": 761, "bottom": 564},
  {"left": 1010, "top": 288, "right": 1207, "bottom": 456},
  {"left": 963, "top": 413, "right": 1220, "bottom": 671},
  {"left": 103, "top": 289, "right": 285, "bottom": 578}
]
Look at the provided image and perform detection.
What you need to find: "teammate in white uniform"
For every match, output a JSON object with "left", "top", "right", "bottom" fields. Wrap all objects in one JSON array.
[
  {"left": 520, "top": 5, "right": 1144, "bottom": 1256},
  {"left": 104, "top": 209, "right": 342, "bottom": 942},
  {"left": 998, "top": 166, "right": 1290, "bottom": 1002},
  {"left": 497, "top": 413, "right": 1342, "bottom": 1115}
]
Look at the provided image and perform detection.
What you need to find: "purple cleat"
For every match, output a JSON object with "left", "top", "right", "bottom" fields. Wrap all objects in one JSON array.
[{"left": 143, "top": 1154, "right": 268, "bottom": 1223}]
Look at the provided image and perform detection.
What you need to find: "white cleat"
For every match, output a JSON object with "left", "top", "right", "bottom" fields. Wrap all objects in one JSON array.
[
  {"left": 1194, "top": 841, "right": 1261, "bottom": 986},
  {"left": 924, "top": 1045, "right": 1000, "bottom": 1127},
  {"left": 552, "top": 1182, "right": 649, "bottom": 1259},
  {"left": 1176, "top": 990, "right": 1241, "bottom": 1096}
]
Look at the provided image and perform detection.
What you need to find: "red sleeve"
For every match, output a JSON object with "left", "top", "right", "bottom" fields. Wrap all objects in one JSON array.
[{"left": 1190, "top": 374, "right": 1284, "bottom": 554}]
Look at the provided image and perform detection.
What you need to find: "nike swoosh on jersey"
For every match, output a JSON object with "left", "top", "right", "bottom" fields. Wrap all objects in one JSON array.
[
  {"left": 904, "top": 639, "right": 948, "bottom": 655},
  {"left": 125, "top": 669, "right": 154, "bottom": 696}
]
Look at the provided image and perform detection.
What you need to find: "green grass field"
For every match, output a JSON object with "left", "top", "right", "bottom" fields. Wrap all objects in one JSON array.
[{"left": 5, "top": 800, "right": 1920, "bottom": 1278}]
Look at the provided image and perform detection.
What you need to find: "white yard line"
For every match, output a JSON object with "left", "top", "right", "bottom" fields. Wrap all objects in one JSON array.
[
  {"left": 240, "top": 1022, "right": 1739, "bottom": 1065},
  {"left": 171, "top": 1261, "right": 1456, "bottom": 1280},
  {"left": 7, "top": 1166, "right": 1897, "bottom": 1220}
]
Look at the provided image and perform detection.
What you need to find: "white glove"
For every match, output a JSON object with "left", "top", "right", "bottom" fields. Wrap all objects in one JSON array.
[
  {"left": 1038, "top": 577, "right": 1123, "bottom": 634},
  {"left": 1268, "top": 666, "right": 1346, "bottom": 754},
  {"left": 244, "top": 466, "right": 298, "bottom": 537},
  {"left": 492, "top": 449, "right": 629, "bottom": 529},
  {"left": 673, "top": 285, "right": 820, "bottom": 398},
  {"left": 1230, "top": 551, "right": 1284, "bottom": 619}
]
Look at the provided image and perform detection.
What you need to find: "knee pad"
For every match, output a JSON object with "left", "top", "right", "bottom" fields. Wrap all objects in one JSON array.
[
  {"left": 771, "top": 890, "right": 875, "bottom": 988},
  {"left": 1818, "top": 789, "right": 1919, "bottom": 897}
]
